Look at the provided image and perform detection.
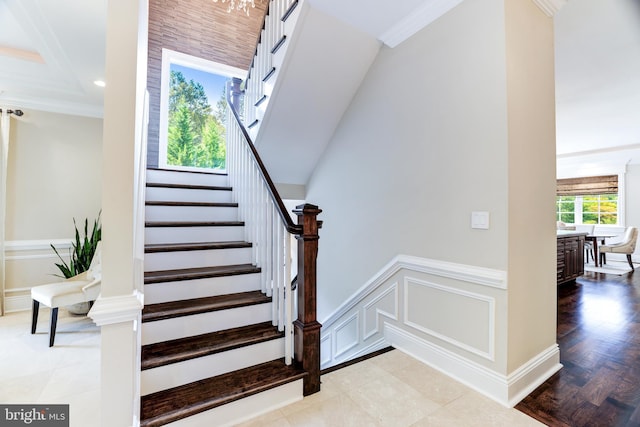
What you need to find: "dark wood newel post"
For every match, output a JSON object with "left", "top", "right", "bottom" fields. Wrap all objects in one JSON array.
[
  {"left": 293, "top": 203, "right": 322, "bottom": 396},
  {"left": 229, "top": 77, "right": 243, "bottom": 113}
]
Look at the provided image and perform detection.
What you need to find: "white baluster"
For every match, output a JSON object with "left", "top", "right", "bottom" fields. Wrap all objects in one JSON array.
[
  {"left": 284, "top": 230, "right": 292, "bottom": 364},
  {"left": 278, "top": 224, "right": 286, "bottom": 331}
]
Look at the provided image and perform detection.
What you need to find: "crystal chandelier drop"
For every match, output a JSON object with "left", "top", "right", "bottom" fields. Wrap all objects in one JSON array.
[{"left": 213, "top": 0, "right": 256, "bottom": 15}]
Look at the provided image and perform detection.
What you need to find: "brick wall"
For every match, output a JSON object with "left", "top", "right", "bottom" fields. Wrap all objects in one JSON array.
[{"left": 147, "top": 0, "right": 267, "bottom": 167}]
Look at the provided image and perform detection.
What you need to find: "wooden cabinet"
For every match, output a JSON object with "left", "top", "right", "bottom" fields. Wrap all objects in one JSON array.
[{"left": 557, "top": 232, "right": 586, "bottom": 285}]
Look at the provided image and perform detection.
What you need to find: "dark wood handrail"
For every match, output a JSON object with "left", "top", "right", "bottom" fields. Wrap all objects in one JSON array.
[{"left": 226, "top": 80, "right": 302, "bottom": 235}]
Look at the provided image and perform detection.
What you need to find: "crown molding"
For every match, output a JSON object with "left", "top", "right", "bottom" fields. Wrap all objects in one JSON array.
[
  {"left": 0, "top": 94, "right": 103, "bottom": 118},
  {"left": 532, "top": 0, "right": 568, "bottom": 17},
  {"left": 378, "top": 0, "right": 464, "bottom": 48}
]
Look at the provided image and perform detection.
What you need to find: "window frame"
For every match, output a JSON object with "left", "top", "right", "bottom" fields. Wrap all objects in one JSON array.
[
  {"left": 555, "top": 173, "right": 626, "bottom": 227},
  {"left": 158, "top": 48, "right": 245, "bottom": 171}
]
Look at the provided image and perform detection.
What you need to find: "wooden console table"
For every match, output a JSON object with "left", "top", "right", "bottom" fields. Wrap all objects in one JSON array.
[{"left": 557, "top": 231, "right": 587, "bottom": 285}]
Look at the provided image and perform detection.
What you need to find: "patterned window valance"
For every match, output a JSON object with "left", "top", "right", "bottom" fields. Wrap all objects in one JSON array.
[{"left": 556, "top": 175, "right": 618, "bottom": 196}]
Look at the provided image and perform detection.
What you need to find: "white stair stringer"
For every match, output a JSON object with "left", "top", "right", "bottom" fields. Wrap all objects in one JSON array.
[
  {"left": 144, "top": 247, "right": 252, "bottom": 271},
  {"left": 144, "top": 273, "right": 261, "bottom": 304},
  {"left": 141, "top": 337, "right": 286, "bottom": 395},
  {"left": 142, "top": 302, "right": 272, "bottom": 345}
]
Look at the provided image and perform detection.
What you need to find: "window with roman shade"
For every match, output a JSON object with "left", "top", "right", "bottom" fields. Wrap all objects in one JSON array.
[{"left": 556, "top": 175, "right": 618, "bottom": 225}]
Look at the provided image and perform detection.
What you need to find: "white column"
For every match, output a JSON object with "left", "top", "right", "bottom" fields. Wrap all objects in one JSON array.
[{"left": 88, "top": 0, "right": 148, "bottom": 425}]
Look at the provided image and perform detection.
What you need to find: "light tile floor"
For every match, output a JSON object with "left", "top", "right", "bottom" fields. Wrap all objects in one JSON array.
[
  {"left": 1, "top": 310, "right": 544, "bottom": 426},
  {"left": 238, "top": 350, "right": 545, "bottom": 427},
  {"left": 0, "top": 309, "right": 100, "bottom": 427}
]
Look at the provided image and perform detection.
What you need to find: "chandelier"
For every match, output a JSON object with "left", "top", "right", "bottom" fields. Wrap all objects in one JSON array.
[{"left": 213, "top": 0, "right": 256, "bottom": 15}]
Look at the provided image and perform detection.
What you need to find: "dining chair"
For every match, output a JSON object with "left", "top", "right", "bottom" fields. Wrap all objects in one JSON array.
[
  {"left": 30, "top": 243, "right": 102, "bottom": 346},
  {"left": 599, "top": 227, "right": 638, "bottom": 271},
  {"left": 575, "top": 225, "right": 595, "bottom": 262}
]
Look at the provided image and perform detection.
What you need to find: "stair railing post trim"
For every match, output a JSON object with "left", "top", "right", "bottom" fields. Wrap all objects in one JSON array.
[{"left": 293, "top": 203, "right": 322, "bottom": 396}]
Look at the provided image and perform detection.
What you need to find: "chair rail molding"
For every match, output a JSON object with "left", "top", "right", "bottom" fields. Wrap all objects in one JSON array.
[
  {"left": 531, "top": 0, "right": 568, "bottom": 17},
  {"left": 4, "top": 238, "right": 73, "bottom": 260}
]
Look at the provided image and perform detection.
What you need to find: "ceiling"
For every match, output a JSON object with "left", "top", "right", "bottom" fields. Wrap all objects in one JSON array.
[
  {"left": 554, "top": 0, "right": 640, "bottom": 167},
  {"left": 0, "top": 0, "right": 106, "bottom": 117},
  {"left": 0, "top": 0, "right": 638, "bottom": 164}
]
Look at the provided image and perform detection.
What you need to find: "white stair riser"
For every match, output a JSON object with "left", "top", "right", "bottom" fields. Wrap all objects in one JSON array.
[
  {"left": 166, "top": 380, "right": 303, "bottom": 427},
  {"left": 146, "top": 169, "right": 228, "bottom": 187},
  {"left": 144, "top": 248, "right": 252, "bottom": 272},
  {"left": 146, "top": 187, "right": 233, "bottom": 204},
  {"left": 142, "top": 303, "right": 272, "bottom": 345},
  {"left": 145, "top": 226, "right": 244, "bottom": 245},
  {"left": 145, "top": 205, "right": 238, "bottom": 222},
  {"left": 141, "top": 338, "right": 285, "bottom": 395},
  {"left": 144, "top": 274, "right": 261, "bottom": 304}
]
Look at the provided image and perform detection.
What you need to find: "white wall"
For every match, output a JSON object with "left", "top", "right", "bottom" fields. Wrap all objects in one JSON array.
[
  {"left": 625, "top": 164, "right": 640, "bottom": 260},
  {"left": 307, "top": 0, "right": 510, "bottom": 321},
  {"left": 307, "top": 0, "right": 557, "bottom": 393},
  {"left": 4, "top": 110, "right": 103, "bottom": 311}
]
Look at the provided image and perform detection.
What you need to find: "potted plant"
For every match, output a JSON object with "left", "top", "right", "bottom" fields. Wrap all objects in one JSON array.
[{"left": 50, "top": 214, "right": 101, "bottom": 314}]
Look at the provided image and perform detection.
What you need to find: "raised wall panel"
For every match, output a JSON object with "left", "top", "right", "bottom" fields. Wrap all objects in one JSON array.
[
  {"left": 320, "top": 335, "right": 332, "bottom": 367},
  {"left": 404, "top": 276, "right": 494, "bottom": 360},
  {"left": 363, "top": 282, "right": 398, "bottom": 340},
  {"left": 333, "top": 312, "right": 359, "bottom": 359}
]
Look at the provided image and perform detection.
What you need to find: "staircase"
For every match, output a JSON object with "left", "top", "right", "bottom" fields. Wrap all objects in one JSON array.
[{"left": 139, "top": 168, "right": 307, "bottom": 426}]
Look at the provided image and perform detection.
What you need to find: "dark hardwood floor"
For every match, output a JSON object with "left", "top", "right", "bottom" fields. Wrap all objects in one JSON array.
[{"left": 517, "top": 267, "right": 640, "bottom": 426}]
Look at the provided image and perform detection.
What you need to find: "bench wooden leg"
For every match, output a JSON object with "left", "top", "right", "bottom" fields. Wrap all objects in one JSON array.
[
  {"left": 49, "top": 307, "right": 59, "bottom": 347},
  {"left": 31, "top": 300, "right": 39, "bottom": 334}
]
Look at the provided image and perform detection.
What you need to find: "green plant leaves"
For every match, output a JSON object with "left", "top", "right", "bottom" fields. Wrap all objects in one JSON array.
[{"left": 51, "top": 213, "right": 102, "bottom": 279}]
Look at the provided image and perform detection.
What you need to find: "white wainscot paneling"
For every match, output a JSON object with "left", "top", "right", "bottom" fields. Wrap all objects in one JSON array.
[
  {"left": 321, "top": 281, "right": 398, "bottom": 368},
  {"left": 333, "top": 312, "right": 359, "bottom": 359},
  {"left": 318, "top": 254, "right": 560, "bottom": 407},
  {"left": 363, "top": 283, "right": 398, "bottom": 340},
  {"left": 403, "top": 276, "right": 495, "bottom": 361}
]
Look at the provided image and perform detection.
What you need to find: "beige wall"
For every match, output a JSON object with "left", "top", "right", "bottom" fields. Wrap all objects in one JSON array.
[
  {"left": 3, "top": 110, "right": 102, "bottom": 311},
  {"left": 504, "top": 0, "right": 557, "bottom": 373},
  {"left": 6, "top": 110, "right": 102, "bottom": 240}
]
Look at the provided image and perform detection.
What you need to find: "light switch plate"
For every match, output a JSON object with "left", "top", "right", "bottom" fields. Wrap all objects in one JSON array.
[{"left": 471, "top": 211, "right": 490, "bottom": 229}]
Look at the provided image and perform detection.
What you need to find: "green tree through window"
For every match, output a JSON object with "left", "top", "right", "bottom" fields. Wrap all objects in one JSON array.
[
  {"left": 556, "top": 194, "right": 618, "bottom": 225},
  {"left": 167, "top": 70, "right": 227, "bottom": 169}
]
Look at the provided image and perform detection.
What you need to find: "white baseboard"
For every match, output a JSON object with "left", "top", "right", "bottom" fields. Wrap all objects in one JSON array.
[
  {"left": 385, "top": 323, "right": 561, "bottom": 407},
  {"left": 506, "top": 344, "right": 562, "bottom": 407}
]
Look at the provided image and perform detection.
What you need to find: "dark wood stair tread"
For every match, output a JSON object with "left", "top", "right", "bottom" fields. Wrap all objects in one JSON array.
[
  {"left": 145, "top": 221, "right": 244, "bottom": 227},
  {"left": 145, "top": 201, "right": 238, "bottom": 207},
  {"left": 141, "top": 322, "right": 283, "bottom": 370},
  {"left": 146, "top": 182, "right": 232, "bottom": 191},
  {"left": 145, "top": 241, "right": 251, "bottom": 253},
  {"left": 144, "top": 263, "right": 260, "bottom": 284},
  {"left": 142, "top": 291, "right": 270, "bottom": 322},
  {"left": 140, "top": 359, "right": 306, "bottom": 427}
]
